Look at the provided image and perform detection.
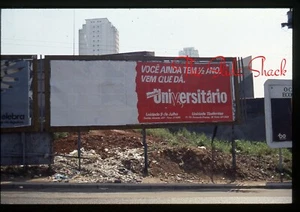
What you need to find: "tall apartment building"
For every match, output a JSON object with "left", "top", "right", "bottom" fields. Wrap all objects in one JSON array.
[
  {"left": 79, "top": 18, "right": 119, "bottom": 55},
  {"left": 178, "top": 47, "right": 199, "bottom": 57}
]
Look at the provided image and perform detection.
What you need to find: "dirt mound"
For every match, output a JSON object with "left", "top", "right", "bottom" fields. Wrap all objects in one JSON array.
[
  {"left": 148, "top": 146, "right": 286, "bottom": 183},
  {"left": 54, "top": 130, "right": 157, "bottom": 158}
]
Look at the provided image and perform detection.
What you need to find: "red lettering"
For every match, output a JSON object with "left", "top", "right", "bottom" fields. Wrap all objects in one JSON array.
[
  {"left": 232, "top": 58, "right": 243, "bottom": 77},
  {"left": 266, "top": 69, "right": 274, "bottom": 76},
  {"left": 280, "top": 58, "right": 287, "bottom": 76},
  {"left": 210, "top": 56, "right": 242, "bottom": 78},
  {"left": 208, "top": 56, "right": 226, "bottom": 79},
  {"left": 248, "top": 56, "right": 287, "bottom": 77},
  {"left": 171, "top": 56, "right": 195, "bottom": 74},
  {"left": 248, "top": 56, "right": 265, "bottom": 77},
  {"left": 274, "top": 69, "right": 280, "bottom": 76},
  {"left": 171, "top": 56, "right": 181, "bottom": 71},
  {"left": 187, "top": 57, "right": 196, "bottom": 75},
  {"left": 174, "top": 55, "right": 287, "bottom": 78}
]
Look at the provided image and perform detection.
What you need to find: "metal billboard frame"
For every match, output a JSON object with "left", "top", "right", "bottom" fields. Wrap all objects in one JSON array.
[{"left": 44, "top": 55, "right": 241, "bottom": 132}]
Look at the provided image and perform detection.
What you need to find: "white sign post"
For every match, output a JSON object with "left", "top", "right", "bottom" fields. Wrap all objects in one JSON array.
[{"left": 264, "top": 79, "right": 292, "bottom": 148}]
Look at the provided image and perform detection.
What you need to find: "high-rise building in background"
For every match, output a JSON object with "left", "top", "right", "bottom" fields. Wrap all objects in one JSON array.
[
  {"left": 178, "top": 47, "right": 199, "bottom": 57},
  {"left": 79, "top": 18, "right": 119, "bottom": 55}
]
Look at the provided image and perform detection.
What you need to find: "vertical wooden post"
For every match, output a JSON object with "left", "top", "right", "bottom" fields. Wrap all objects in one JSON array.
[
  {"left": 142, "top": 128, "right": 148, "bottom": 175},
  {"left": 21, "top": 132, "right": 26, "bottom": 169},
  {"left": 279, "top": 148, "right": 283, "bottom": 183},
  {"left": 77, "top": 131, "right": 81, "bottom": 171},
  {"left": 211, "top": 126, "right": 218, "bottom": 184},
  {"left": 231, "top": 124, "right": 236, "bottom": 180}
]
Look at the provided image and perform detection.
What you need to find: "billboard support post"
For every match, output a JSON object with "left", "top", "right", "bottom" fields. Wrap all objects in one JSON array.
[
  {"left": 231, "top": 124, "right": 236, "bottom": 178},
  {"left": 279, "top": 148, "right": 283, "bottom": 183},
  {"left": 210, "top": 126, "right": 218, "bottom": 183},
  {"left": 39, "top": 54, "right": 44, "bottom": 132},
  {"left": 77, "top": 131, "right": 81, "bottom": 171},
  {"left": 142, "top": 128, "right": 148, "bottom": 175},
  {"left": 22, "top": 132, "right": 26, "bottom": 169}
]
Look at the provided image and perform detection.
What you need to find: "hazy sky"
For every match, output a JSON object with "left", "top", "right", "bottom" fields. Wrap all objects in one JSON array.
[{"left": 1, "top": 8, "right": 292, "bottom": 97}]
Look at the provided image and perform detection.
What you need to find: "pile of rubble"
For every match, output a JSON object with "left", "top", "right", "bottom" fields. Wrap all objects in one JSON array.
[{"left": 51, "top": 147, "right": 145, "bottom": 183}]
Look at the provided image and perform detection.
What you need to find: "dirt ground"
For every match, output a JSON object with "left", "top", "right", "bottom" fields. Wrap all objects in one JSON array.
[{"left": 1, "top": 129, "right": 292, "bottom": 184}]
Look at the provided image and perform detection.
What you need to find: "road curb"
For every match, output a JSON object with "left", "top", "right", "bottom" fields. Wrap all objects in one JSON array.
[
  {"left": 265, "top": 182, "right": 292, "bottom": 189},
  {"left": 0, "top": 182, "right": 292, "bottom": 191}
]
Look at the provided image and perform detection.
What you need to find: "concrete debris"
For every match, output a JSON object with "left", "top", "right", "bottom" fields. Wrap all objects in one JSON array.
[
  {"left": 52, "top": 173, "right": 69, "bottom": 182},
  {"left": 69, "top": 150, "right": 78, "bottom": 157},
  {"left": 51, "top": 147, "right": 145, "bottom": 183},
  {"left": 54, "top": 173, "right": 68, "bottom": 179}
]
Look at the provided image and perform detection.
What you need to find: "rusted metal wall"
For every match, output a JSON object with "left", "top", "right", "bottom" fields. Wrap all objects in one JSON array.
[{"left": 0, "top": 132, "right": 53, "bottom": 166}]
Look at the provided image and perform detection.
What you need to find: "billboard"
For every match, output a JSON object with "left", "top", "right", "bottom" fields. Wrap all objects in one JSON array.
[
  {"left": 264, "top": 79, "right": 292, "bottom": 148},
  {"left": 46, "top": 56, "right": 238, "bottom": 129},
  {"left": 1, "top": 57, "right": 32, "bottom": 128},
  {"left": 135, "top": 61, "right": 235, "bottom": 123}
]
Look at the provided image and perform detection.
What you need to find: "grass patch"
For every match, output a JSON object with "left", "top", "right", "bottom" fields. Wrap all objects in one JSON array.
[
  {"left": 146, "top": 128, "right": 175, "bottom": 139},
  {"left": 141, "top": 128, "right": 292, "bottom": 160},
  {"left": 53, "top": 132, "right": 69, "bottom": 140}
]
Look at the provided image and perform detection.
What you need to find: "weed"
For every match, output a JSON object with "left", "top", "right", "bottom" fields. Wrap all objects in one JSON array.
[{"left": 53, "top": 132, "right": 69, "bottom": 140}]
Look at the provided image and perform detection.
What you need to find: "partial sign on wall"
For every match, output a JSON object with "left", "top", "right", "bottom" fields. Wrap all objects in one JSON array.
[
  {"left": 46, "top": 57, "right": 238, "bottom": 130},
  {"left": 1, "top": 55, "right": 38, "bottom": 132},
  {"left": 264, "top": 79, "right": 292, "bottom": 148},
  {"left": 1, "top": 59, "right": 31, "bottom": 127}
]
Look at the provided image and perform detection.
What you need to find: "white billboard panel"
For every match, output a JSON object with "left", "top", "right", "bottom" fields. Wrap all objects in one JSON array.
[{"left": 50, "top": 60, "right": 138, "bottom": 126}]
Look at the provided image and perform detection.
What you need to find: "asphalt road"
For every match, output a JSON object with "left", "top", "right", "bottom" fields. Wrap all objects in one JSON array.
[{"left": 1, "top": 189, "right": 292, "bottom": 204}]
